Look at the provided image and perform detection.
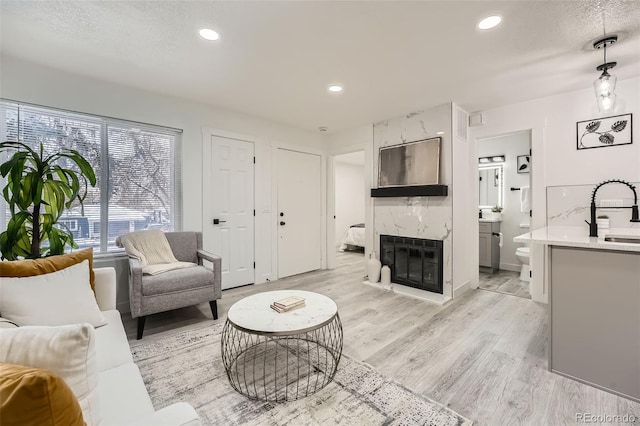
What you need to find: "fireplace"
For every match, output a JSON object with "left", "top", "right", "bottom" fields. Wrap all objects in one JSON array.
[{"left": 380, "top": 235, "right": 443, "bottom": 294}]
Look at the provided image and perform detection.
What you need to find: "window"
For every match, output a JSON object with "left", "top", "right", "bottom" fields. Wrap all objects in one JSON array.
[
  {"left": 59, "top": 220, "right": 79, "bottom": 232},
  {"left": 0, "top": 101, "right": 182, "bottom": 254}
]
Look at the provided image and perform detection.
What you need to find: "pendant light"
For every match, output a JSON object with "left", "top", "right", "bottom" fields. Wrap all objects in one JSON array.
[{"left": 593, "top": 35, "right": 618, "bottom": 112}]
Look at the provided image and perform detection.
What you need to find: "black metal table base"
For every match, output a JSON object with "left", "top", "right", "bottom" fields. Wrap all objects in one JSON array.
[{"left": 221, "top": 314, "right": 343, "bottom": 402}]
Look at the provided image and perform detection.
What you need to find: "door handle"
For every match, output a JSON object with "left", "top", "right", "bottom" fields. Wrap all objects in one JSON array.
[
  {"left": 280, "top": 221, "right": 286, "bottom": 226},
  {"left": 213, "top": 219, "right": 227, "bottom": 225}
]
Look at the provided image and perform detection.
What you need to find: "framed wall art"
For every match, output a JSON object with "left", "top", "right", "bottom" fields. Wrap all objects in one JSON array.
[
  {"left": 577, "top": 113, "right": 632, "bottom": 150},
  {"left": 517, "top": 155, "right": 530, "bottom": 174}
]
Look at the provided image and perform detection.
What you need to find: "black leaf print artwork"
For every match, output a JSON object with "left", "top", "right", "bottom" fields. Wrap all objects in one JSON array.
[
  {"left": 599, "top": 134, "right": 614, "bottom": 144},
  {"left": 585, "top": 121, "right": 601, "bottom": 132},
  {"left": 579, "top": 116, "right": 631, "bottom": 149},
  {"left": 611, "top": 120, "right": 627, "bottom": 132},
  {"left": 516, "top": 155, "right": 530, "bottom": 173}
]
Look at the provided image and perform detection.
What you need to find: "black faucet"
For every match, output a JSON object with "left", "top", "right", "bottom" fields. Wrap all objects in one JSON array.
[{"left": 586, "top": 179, "right": 640, "bottom": 237}]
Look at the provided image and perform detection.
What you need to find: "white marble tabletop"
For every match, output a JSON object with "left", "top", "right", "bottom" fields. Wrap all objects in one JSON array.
[
  {"left": 227, "top": 290, "right": 338, "bottom": 334},
  {"left": 514, "top": 226, "right": 640, "bottom": 253}
]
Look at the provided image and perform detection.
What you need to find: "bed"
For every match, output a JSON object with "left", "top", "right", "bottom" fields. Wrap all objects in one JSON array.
[{"left": 339, "top": 223, "right": 365, "bottom": 251}]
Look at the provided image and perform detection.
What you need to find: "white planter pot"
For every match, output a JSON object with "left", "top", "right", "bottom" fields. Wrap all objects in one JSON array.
[
  {"left": 367, "top": 251, "right": 382, "bottom": 283},
  {"left": 380, "top": 265, "right": 391, "bottom": 286},
  {"left": 596, "top": 219, "right": 610, "bottom": 229}
]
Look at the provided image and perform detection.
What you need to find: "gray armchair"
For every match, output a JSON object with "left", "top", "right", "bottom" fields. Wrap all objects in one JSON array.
[{"left": 124, "top": 231, "right": 222, "bottom": 339}]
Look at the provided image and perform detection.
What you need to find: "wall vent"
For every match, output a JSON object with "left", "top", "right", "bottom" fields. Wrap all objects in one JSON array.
[
  {"left": 469, "top": 112, "right": 483, "bottom": 127},
  {"left": 455, "top": 106, "right": 469, "bottom": 139}
]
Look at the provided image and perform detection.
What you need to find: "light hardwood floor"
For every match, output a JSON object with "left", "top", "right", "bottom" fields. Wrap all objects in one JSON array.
[
  {"left": 479, "top": 269, "right": 531, "bottom": 299},
  {"left": 123, "top": 251, "right": 640, "bottom": 425}
]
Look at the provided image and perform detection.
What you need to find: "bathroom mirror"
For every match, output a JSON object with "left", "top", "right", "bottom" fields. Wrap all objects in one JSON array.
[{"left": 479, "top": 164, "right": 503, "bottom": 208}]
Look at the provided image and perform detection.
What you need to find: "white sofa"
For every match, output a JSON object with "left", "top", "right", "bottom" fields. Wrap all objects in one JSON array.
[{"left": 93, "top": 267, "right": 201, "bottom": 425}]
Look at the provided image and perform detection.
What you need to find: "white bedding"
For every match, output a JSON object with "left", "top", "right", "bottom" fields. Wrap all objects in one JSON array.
[{"left": 339, "top": 226, "right": 365, "bottom": 251}]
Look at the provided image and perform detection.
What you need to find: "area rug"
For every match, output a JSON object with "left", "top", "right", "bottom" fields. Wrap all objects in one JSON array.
[{"left": 130, "top": 322, "right": 473, "bottom": 426}]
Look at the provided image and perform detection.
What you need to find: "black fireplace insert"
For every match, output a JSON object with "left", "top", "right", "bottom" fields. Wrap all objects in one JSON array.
[{"left": 380, "top": 235, "right": 443, "bottom": 294}]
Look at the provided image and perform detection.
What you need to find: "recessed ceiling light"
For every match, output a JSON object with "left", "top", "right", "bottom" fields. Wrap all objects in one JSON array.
[
  {"left": 199, "top": 28, "right": 220, "bottom": 41},
  {"left": 319, "top": 126, "right": 328, "bottom": 132},
  {"left": 328, "top": 85, "right": 343, "bottom": 93},
  {"left": 478, "top": 15, "right": 502, "bottom": 30}
]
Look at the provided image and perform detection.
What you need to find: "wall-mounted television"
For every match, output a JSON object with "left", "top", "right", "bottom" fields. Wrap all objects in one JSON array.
[{"left": 378, "top": 137, "right": 441, "bottom": 188}]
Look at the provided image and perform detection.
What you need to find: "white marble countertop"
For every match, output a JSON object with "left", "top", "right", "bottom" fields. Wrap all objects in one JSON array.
[
  {"left": 479, "top": 218, "right": 502, "bottom": 223},
  {"left": 227, "top": 290, "right": 338, "bottom": 334},
  {"left": 514, "top": 226, "right": 640, "bottom": 253}
]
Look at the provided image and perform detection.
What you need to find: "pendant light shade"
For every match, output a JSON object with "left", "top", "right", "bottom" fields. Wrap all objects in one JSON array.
[{"left": 592, "top": 36, "right": 618, "bottom": 112}]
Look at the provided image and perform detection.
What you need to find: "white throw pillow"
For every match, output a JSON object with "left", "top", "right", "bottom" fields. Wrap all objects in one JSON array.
[
  {"left": 0, "top": 259, "right": 106, "bottom": 327},
  {"left": 0, "top": 323, "right": 101, "bottom": 425}
]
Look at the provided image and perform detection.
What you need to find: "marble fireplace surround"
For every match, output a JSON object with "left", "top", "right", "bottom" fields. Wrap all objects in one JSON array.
[{"left": 370, "top": 104, "right": 454, "bottom": 305}]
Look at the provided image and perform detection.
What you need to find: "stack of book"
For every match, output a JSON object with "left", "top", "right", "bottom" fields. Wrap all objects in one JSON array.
[{"left": 270, "top": 296, "right": 306, "bottom": 313}]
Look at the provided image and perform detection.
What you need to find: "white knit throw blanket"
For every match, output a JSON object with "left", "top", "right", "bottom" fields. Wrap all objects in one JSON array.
[{"left": 116, "top": 230, "right": 196, "bottom": 275}]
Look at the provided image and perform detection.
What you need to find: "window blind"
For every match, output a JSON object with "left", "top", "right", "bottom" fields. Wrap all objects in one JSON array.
[{"left": 0, "top": 100, "right": 182, "bottom": 254}]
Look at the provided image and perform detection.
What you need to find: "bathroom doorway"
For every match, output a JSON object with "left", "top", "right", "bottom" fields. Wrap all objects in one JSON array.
[{"left": 477, "top": 130, "right": 532, "bottom": 299}]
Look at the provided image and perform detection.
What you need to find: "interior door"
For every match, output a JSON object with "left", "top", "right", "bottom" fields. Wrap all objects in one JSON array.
[
  {"left": 277, "top": 149, "right": 322, "bottom": 278},
  {"left": 206, "top": 136, "right": 255, "bottom": 289}
]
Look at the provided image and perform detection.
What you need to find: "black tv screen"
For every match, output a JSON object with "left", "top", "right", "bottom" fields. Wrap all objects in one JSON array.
[{"left": 378, "top": 137, "right": 441, "bottom": 187}]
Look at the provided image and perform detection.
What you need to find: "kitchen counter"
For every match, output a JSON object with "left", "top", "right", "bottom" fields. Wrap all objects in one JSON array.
[
  {"left": 520, "top": 225, "right": 640, "bottom": 402},
  {"left": 514, "top": 226, "right": 640, "bottom": 252},
  {"left": 478, "top": 218, "right": 501, "bottom": 223}
]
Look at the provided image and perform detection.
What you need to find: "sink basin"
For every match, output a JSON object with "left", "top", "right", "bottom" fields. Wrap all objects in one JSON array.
[{"left": 604, "top": 235, "right": 640, "bottom": 244}]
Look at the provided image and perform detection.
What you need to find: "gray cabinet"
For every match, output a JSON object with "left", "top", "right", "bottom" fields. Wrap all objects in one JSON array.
[
  {"left": 550, "top": 246, "right": 640, "bottom": 402},
  {"left": 479, "top": 221, "right": 501, "bottom": 272}
]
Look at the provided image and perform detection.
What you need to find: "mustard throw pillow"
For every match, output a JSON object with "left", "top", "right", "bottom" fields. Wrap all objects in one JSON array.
[
  {"left": 0, "top": 248, "right": 95, "bottom": 295},
  {"left": 0, "top": 363, "right": 85, "bottom": 426}
]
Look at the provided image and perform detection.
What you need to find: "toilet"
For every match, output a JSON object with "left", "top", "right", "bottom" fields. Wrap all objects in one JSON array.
[
  {"left": 515, "top": 222, "right": 531, "bottom": 282},
  {"left": 515, "top": 246, "right": 530, "bottom": 282}
]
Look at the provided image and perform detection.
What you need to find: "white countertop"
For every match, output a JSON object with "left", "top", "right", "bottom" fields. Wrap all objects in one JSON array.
[
  {"left": 227, "top": 290, "right": 338, "bottom": 334},
  {"left": 514, "top": 226, "right": 640, "bottom": 253},
  {"left": 479, "top": 218, "right": 502, "bottom": 223}
]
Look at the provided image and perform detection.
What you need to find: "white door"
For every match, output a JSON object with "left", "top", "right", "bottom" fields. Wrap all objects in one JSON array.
[
  {"left": 277, "top": 149, "right": 322, "bottom": 278},
  {"left": 205, "top": 136, "right": 255, "bottom": 289}
]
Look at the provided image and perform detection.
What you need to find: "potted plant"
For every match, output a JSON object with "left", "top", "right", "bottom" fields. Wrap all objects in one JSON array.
[
  {"left": 596, "top": 214, "right": 610, "bottom": 230},
  {"left": 0, "top": 141, "right": 96, "bottom": 260},
  {"left": 491, "top": 205, "right": 503, "bottom": 220}
]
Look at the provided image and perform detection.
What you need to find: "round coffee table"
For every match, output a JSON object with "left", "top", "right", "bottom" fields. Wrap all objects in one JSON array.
[{"left": 221, "top": 290, "right": 343, "bottom": 402}]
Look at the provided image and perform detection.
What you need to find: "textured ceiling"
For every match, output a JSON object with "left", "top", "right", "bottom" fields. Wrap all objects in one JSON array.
[{"left": 1, "top": 1, "right": 639, "bottom": 133}]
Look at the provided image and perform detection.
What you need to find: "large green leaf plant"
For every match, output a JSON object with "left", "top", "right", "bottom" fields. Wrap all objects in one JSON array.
[{"left": 0, "top": 141, "right": 96, "bottom": 260}]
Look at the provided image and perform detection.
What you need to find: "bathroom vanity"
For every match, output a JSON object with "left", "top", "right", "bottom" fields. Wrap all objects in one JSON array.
[
  {"left": 515, "top": 226, "right": 640, "bottom": 402},
  {"left": 479, "top": 219, "right": 501, "bottom": 272}
]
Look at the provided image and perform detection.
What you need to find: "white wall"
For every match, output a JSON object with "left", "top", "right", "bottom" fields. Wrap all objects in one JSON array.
[
  {"left": 470, "top": 76, "right": 640, "bottom": 303},
  {"left": 478, "top": 131, "right": 531, "bottom": 271},
  {"left": 0, "top": 55, "right": 328, "bottom": 311},
  {"left": 451, "top": 103, "right": 473, "bottom": 298},
  {"left": 334, "top": 159, "right": 365, "bottom": 243}
]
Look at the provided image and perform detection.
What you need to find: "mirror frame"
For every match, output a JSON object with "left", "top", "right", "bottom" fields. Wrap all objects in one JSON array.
[{"left": 479, "top": 163, "right": 504, "bottom": 209}]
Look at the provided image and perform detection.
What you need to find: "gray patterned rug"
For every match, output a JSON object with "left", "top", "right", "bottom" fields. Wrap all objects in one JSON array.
[{"left": 130, "top": 322, "right": 473, "bottom": 426}]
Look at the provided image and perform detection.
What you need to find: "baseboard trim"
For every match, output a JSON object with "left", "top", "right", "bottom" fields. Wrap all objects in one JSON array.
[
  {"left": 499, "top": 263, "right": 521, "bottom": 272},
  {"left": 453, "top": 280, "right": 471, "bottom": 297}
]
